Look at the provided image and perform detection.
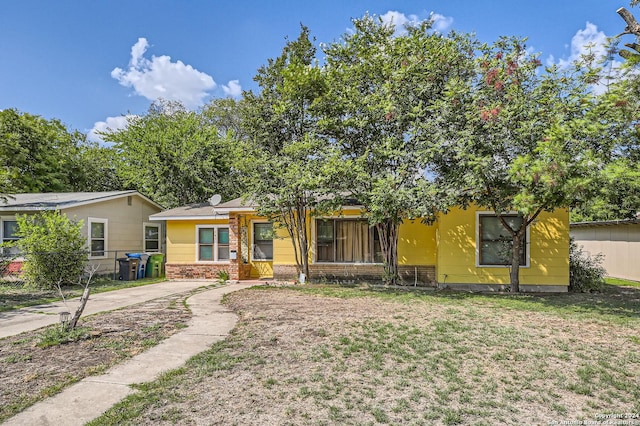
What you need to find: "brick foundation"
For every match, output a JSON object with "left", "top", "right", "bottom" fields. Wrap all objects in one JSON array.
[
  {"left": 165, "top": 263, "right": 231, "bottom": 280},
  {"left": 273, "top": 263, "right": 436, "bottom": 287}
]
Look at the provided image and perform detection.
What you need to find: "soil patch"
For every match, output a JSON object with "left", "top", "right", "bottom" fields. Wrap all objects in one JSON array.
[{"left": 0, "top": 290, "right": 194, "bottom": 422}]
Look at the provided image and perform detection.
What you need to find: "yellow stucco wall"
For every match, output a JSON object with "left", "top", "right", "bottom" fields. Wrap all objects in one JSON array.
[
  {"left": 398, "top": 219, "right": 437, "bottom": 265},
  {"left": 166, "top": 219, "right": 229, "bottom": 264},
  {"left": 165, "top": 206, "right": 568, "bottom": 286},
  {"left": 436, "top": 207, "right": 569, "bottom": 286}
]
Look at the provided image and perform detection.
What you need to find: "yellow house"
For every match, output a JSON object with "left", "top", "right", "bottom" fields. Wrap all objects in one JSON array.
[{"left": 150, "top": 198, "right": 569, "bottom": 292}]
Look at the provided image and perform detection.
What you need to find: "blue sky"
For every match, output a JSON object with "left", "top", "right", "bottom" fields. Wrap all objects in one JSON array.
[{"left": 0, "top": 0, "right": 631, "bottom": 141}]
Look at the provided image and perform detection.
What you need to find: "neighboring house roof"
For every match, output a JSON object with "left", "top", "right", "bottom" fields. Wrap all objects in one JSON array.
[
  {"left": 570, "top": 218, "right": 640, "bottom": 228},
  {"left": 149, "top": 195, "right": 370, "bottom": 221},
  {"left": 149, "top": 203, "right": 231, "bottom": 221},
  {"left": 150, "top": 197, "right": 258, "bottom": 221},
  {"left": 0, "top": 191, "right": 163, "bottom": 212}
]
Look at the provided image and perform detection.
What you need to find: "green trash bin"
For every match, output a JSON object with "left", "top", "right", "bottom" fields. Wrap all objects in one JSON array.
[{"left": 146, "top": 253, "right": 164, "bottom": 278}]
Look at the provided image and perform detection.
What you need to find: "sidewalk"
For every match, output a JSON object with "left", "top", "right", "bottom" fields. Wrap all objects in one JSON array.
[
  {"left": 3, "top": 281, "right": 255, "bottom": 426},
  {"left": 0, "top": 280, "right": 215, "bottom": 339}
]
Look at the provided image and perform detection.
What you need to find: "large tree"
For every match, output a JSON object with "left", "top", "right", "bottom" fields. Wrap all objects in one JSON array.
[
  {"left": 427, "top": 37, "right": 624, "bottom": 292},
  {"left": 238, "top": 26, "right": 330, "bottom": 279},
  {"left": 0, "top": 109, "right": 85, "bottom": 194},
  {"left": 101, "top": 100, "right": 239, "bottom": 208},
  {"left": 320, "top": 16, "right": 471, "bottom": 285},
  {"left": 569, "top": 3, "right": 640, "bottom": 221}
]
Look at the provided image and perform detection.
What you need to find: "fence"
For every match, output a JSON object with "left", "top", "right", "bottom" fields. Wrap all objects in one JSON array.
[{"left": 0, "top": 249, "right": 165, "bottom": 286}]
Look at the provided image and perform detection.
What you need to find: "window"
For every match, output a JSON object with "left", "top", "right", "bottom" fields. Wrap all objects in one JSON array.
[
  {"left": 197, "top": 226, "right": 229, "bottom": 262},
  {"left": 88, "top": 218, "right": 108, "bottom": 258},
  {"left": 1, "top": 219, "right": 20, "bottom": 255},
  {"left": 144, "top": 223, "right": 160, "bottom": 252},
  {"left": 315, "top": 219, "right": 382, "bottom": 263},
  {"left": 253, "top": 223, "right": 273, "bottom": 261},
  {"left": 478, "top": 214, "right": 527, "bottom": 266}
]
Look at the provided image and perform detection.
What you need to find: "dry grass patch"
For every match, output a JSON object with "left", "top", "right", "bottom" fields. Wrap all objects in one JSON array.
[
  {"left": 91, "top": 285, "right": 640, "bottom": 425},
  {"left": 0, "top": 289, "right": 196, "bottom": 422}
]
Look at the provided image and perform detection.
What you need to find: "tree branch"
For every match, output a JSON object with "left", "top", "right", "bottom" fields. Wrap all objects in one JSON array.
[{"left": 616, "top": 7, "right": 640, "bottom": 37}]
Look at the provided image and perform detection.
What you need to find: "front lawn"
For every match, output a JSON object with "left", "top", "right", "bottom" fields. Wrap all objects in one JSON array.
[
  {"left": 605, "top": 277, "right": 640, "bottom": 289},
  {"left": 90, "top": 284, "right": 640, "bottom": 425}
]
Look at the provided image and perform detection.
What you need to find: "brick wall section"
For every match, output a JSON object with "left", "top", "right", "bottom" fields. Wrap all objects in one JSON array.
[
  {"left": 165, "top": 263, "right": 230, "bottom": 280},
  {"left": 228, "top": 215, "right": 240, "bottom": 280},
  {"left": 273, "top": 263, "right": 436, "bottom": 287}
]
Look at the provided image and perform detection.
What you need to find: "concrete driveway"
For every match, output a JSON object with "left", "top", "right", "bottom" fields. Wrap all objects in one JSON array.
[{"left": 1, "top": 280, "right": 219, "bottom": 339}]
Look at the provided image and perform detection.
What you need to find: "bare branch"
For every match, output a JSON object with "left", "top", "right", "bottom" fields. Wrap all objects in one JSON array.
[{"left": 616, "top": 7, "right": 640, "bottom": 37}]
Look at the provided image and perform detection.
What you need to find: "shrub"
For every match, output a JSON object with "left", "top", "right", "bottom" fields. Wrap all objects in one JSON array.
[
  {"left": 12, "top": 211, "right": 88, "bottom": 289},
  {"left": 217, "top": 270, "right": 230, "bottom": 284},
  {"left": 569, "top": 238, "right": 606, "bottom": 292}
]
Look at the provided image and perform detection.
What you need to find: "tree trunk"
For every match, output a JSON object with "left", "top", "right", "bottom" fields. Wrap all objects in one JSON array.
[
  {"left": 68, "top": 285, "right": 90, "bottom": 329},
  {"left": 377, "top": 219, "right": 399, "bottom": 286},
  {"left": 297, "top": 203, "right": 310, "bottom": 279},
  {"left": 509, "top": 232, "right": 521, "bottom": 293},
  {"left": 282, "top": 200, "right": 310, "bottom": 281}
]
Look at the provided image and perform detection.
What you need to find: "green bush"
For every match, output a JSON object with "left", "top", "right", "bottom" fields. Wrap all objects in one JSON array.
[
  {"left": 11, "top": 211, "right": 88, "bottom": 289},
  {"left": 569, "top": 238, "right": 606, "bottom": 292}
]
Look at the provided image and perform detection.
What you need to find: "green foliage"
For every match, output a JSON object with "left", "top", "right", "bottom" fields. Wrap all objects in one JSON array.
[
  {"left": 0, "top": 109, "right": 86, "bottom": 193},
  {"left": 320, "top": 16, "right": 471, "bottom": 284},
  {"left": 75, "top": 142, "right": 126, "bottom": 192},
  {"left": 11, "top": 211, "right": 88, "bottom": 289},
  {"left": 37, "top": 325, "right": 90, "bottom": 348},
  {"left": 238, "top": 25, "right": 331, "bottom": 277},
  {"left": 426, "top": 36, "right": 625, "bottom": 290},
  {"left": 101, "top": 100, "right": 240, "bottom": 208},
  {"left": 569, "top": 239, "right": 606, "bottom": 293},
  {"left": 217, "top": 270, "right": 230, "bottom": 284}
]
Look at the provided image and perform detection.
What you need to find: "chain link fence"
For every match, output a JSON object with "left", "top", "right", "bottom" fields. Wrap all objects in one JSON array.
[{"left": 0, "top": 249, "right": 165, "bottom": 288}]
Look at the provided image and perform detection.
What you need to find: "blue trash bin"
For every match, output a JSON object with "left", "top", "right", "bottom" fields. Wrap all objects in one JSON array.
[{"left": 125, "top": 253, "right": 150, "bottom": 279}]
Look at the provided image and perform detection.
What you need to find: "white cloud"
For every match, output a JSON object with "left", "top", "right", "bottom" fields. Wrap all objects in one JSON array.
[
  {"left": 111, "top": 38, "right": 216, "bottom": 109},
  {"left": 380, "top": 10, "right": 453, "bottom": 34},
  {"left": 430, "top": 13, "right": 454, "bottom": 33},
  {"left": 381, "top": 11, "right": 418, "bottom": 30},
  {"left": 222, "top": 80, "right": 242, "bottom": 97},
  {"left": 88, "top": 115, "right": 133, "bottom": 143},
  {"left": 548, "top": 22, "right": 625, "bottom": 94},
  {"left": 550, "top": 22, "right": 610, "bottom": 68}
]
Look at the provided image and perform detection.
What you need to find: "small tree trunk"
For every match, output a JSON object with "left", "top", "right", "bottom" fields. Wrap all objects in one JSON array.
[
  {"left": 68, "top": 285, "right": 90, "bottom": 329},
  {"left": 509, "top": 233, "right": 520, "bottom": 293},
  {"left": 283, "top": 201, "right": 310, "bottom": 281},
  {"left": 377, "top": 219, "right": 400, "bottom": 286},
  {"left": 67, "top": 265, "right": 98, "bottom": 329}
]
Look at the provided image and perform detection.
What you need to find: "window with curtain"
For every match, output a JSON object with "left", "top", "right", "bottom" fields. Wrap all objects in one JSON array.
[
  {"left": 197, "top": 226, "right": 229, "bottom": 262},
  {"left": 218, "top": 227, "right": 230, "bottom": 260},
  {"left": 478, "top": 214, "right": 526, "bottom": 266},
  {"left": 316, "top": 219, "right": 381, "bottom": 263}
]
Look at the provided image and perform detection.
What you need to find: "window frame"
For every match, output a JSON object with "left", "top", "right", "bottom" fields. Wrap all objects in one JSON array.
[
  {"left": 88, "top": 217, "right": 108, "bottom": 259},
  {"left": 143, "top": 222, "right": 161, "bottom": 253},
  {"left": 0, "top": 216, "right": 20, "bottom": 256},
  {"left": 251, "top": 221, "right": 273, "bottom": 262},
  {"left": 476, "top": 211, "right": 530, "bottom": 268},
  {"left": 313, "top": 217, "right": 383, "bottom": 264},
  {"left": 195, "top": 225, "right": 230, "bottom": 263}
]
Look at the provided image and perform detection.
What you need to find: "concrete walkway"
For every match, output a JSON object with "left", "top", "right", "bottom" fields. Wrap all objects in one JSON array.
[
  {"left": 3, "top": 281, "right": 255, "bottom": 426},
  {"left": 0, "top": 280, "right": 217, "bottom": 339}
]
